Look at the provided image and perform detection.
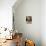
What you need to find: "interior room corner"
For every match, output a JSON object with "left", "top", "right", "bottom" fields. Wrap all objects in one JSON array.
[{"left": 0, "top": 0, "right": 46, "bottom": 46}]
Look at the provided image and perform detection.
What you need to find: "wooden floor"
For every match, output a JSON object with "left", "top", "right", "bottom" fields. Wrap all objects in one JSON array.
[{"left": 0, "top": 39, "right": 16, "bottom": 46}]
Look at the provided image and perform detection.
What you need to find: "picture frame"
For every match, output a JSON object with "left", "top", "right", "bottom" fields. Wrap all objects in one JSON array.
[{"left": 26, "top": 16, "right": 32, "bottom": 24}]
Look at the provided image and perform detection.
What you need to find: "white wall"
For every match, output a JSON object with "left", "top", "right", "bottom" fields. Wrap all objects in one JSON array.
[
  {"left": 13, "top": 0, "right": 41, "bottom": 46},
  {"left": 41, "top": 0, "right": 46, "bottom": 46},
  {"left": 0, "top": 0, "right": 16, "bottom": 30}
]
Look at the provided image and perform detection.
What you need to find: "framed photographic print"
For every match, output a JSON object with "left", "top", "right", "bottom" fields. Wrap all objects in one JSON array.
[{"left": 26, "top": 16, "right": 32, "bottom": 24}]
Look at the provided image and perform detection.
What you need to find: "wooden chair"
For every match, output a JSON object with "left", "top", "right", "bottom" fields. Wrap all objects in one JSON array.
[{"left": 15, "top": 33, "right": 23, "bottom": 46}]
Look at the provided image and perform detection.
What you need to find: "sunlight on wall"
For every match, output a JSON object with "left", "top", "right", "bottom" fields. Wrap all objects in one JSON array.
[
  {"left": 0, "top": 8, "right": 12, "bottom": 29},
  {"left": 0, "top": 0, "right": 16, "bottom": 30}
]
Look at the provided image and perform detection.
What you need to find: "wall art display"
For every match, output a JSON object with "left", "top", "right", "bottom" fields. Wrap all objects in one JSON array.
[{"left": 26, "top": 16, "right": 32, "bottom": 24}]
